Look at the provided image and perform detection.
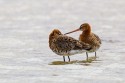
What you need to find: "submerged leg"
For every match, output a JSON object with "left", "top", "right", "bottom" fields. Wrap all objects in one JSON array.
[
  {"left": 86, "top": 52, "right": 88, "bottom": 61},
  {"left": 68, "top": 56, "right": 70, "bottom": 62},
  {"left": 63, "top": 56, "right": 65, "bottom": 62}
]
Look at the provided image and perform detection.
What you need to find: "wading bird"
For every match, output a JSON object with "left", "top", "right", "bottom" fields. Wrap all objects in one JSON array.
[
  {"left": 64, "top": 23, "right": 101, "bottom": 61},
  {"left": 49, "top": 29, "right": 91, "bottom": 62}
]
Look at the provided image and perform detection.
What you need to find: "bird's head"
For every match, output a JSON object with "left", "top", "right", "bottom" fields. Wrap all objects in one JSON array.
[
  {"left": 64, "top": 23, "right": 91, "bottom": 35},
  {"left": 49, "top": 29, "right": 62, "bottom": 39}
]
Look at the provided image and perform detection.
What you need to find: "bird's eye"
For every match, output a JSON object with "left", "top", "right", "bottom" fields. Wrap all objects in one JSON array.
[
  {"left": 80, "top": 25, "right": 84, "bottom": 28},
  {"left": 58, "top": 33, "right": 61, "bottom": 35}
]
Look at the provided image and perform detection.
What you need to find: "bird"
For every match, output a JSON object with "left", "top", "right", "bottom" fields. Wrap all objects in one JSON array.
[
  {"left": 64, "top": 23, "right": 101, "bottom": 61},
  {"left": 49, "top": 29, "right": 91, "bottom": 62}
]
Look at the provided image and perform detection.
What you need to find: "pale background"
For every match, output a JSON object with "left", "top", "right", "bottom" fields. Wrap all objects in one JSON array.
[{"left": 0, "top": 0, "right": 125, "bottom": 83}]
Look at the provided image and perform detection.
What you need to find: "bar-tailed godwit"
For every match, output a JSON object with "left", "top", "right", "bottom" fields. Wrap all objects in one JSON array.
[
  {"left": 64, "top": 23, "right": 101, "bottom": 61},
  {"left": 49, "top": 29, "right": 91, "bottom": 62}
]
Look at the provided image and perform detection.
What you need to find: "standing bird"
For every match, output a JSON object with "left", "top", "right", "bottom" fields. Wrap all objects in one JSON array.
[
  {"left": 64, "top": 23, "right": 101, "bottom": 61},
  {"left": 49, "top": 29, "right": 91, "bottom": 62}
]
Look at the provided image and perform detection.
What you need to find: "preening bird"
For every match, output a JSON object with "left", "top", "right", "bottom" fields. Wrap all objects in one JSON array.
[{"left": 49, "top": 29, "right": 91, "bottom": 62}]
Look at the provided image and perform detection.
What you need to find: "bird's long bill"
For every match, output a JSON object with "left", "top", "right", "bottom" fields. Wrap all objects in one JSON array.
[{"left": 64, "top": 28, "right": 80, "bottom": 35}]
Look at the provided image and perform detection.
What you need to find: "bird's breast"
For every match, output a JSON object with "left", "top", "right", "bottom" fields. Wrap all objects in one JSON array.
[
  {"left": 69, "top": 50, "right": 86, "bottom": 55},
  {"left": 79, "top": 33, "right": 101, "bottom": 49}
]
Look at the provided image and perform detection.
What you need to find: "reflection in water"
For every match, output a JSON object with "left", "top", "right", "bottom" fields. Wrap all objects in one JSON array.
[{"left": 49, "top": 56, "right": 100, "bottom": 65}]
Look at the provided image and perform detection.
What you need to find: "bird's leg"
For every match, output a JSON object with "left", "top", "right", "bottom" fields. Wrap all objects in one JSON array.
[
  {"left": 68, "top": 56, "right": 70, "bottom": 62},
  {"left": 95, "top": 52, "right": 97, "bottom": 57},
  {"left": 86, "top": 52, "right": 88, "bottom": 61},
  {"left": 63, "top": 56, "right": 65, "bottom": 62}
]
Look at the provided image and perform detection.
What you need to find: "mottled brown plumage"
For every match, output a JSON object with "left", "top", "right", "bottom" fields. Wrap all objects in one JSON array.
[
  {"left": 49, "top": 29, "right": 91, "bottom": 62},
  {"left": 64, "top": 23, "right": 101, "bottom": 60}
]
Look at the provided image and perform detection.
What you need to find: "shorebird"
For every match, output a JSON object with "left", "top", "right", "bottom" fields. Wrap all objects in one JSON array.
[
  {"left": 49, "top": 29, "right": 91, "bottom": 62},
  {"left": 64, "top": 23, "right": 101, "bottom": 61}
]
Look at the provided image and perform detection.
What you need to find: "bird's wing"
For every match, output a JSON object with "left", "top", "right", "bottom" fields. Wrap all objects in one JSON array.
[
  {"left": 93, "top": 34, "right": 102, "bottom": 44},
  {"left": 54, "top": 35, "right": 90, "bottom": 51}
]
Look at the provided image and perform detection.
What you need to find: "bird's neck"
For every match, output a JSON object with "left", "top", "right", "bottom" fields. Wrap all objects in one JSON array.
[{"left": 82, "top": 27, "right": 91, "bottom": 36}]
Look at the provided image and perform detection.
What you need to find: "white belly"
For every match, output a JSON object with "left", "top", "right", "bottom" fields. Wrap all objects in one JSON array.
[
  {"left": 55, "top": 50, "right": 86, "bottom": 56},
  {"left": 87, "top": 46, "right": 99, "bottom": 52},
  {"left": 69, "top": 50, "right": 86, "bottom": 55}
]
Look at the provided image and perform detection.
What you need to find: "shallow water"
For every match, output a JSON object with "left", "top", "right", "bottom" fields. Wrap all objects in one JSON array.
[{"left": 0, "top": 0, "right": 125, "bottom": 83}]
